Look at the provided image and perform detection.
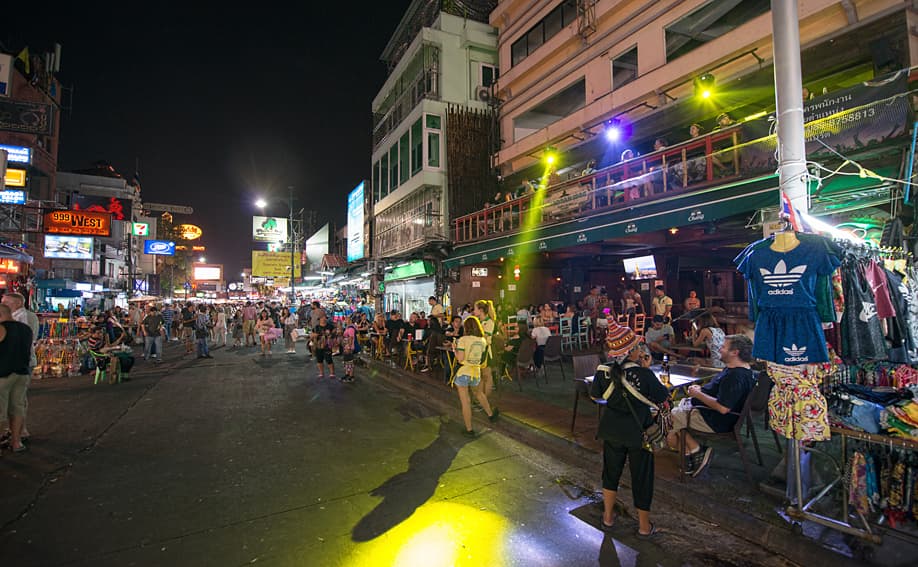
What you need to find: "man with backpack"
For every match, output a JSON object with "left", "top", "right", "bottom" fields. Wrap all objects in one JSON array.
[{"left": 195, "top": 305, "right": 213, "bottom": 359}]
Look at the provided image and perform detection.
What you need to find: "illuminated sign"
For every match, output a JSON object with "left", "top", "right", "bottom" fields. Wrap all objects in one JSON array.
[
  {"left": 44, "top": 210, "right": 112, "bottom": 237},
  {"left": 252, "top": 216, "right": 288, "bottom": 243},
  {"left": 347, "top": 182, "right": 365, "bottom": 262},
  {"left": 4, "top": 168, "right": 26, "bottom": 187},
  {"left": 44, "top": 235, "right": 94, "bottom": 259},
  {"left": 0, "top": 258, "right": 21, "bottom": 273},
  {"left": 175, "top": 224, "right": 203, "bottom": 240},
  {"left": 252, "top": 251, "right": 301, "bottom": 277},
  {"left": 193, "top": 264, "right": 222, "bottom": 281},
  {"left": 143, "top": 240, "right": 176, "bottom": 256},
  {"left": 0, "top": 144, "right": 31, "bottom": 163},
  {"left": 471, "top": 267, "right": 488, "bottom": 277},
  {"left": 0, "top": 189, "right": 25, "bottom": 204},
  {"left": 72, "top": 194, "right": 131, "bottom": 221},
  {"left": 132, "top": 222, "right": 149, "bottom": 236}
]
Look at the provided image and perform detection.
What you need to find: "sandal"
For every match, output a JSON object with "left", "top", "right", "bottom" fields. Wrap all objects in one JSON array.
[
  {"left": 600, "top": 519, "right": 615, "bottom": 532},
  {"left": 636, "top": 522, "right": 659, "bottom": 538}
]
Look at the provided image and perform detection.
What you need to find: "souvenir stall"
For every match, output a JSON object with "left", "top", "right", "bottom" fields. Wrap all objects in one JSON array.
[
  {"left": 736, "top": 217, "right": 918, "bottom": 553},
  {"left": 33, "top": 316, "right": 85, "bottom": 378}
]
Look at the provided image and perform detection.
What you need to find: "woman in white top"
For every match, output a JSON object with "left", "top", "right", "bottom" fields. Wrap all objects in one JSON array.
[
  {"left": 692, "top": 312, "right": 725, "bottom": 367},
  {"left": 284, "top": 307, "right": 298, "bottom": 354},
  {"left": 452, "top": 316, "right": 498, "bottom": 437},
  {"left": 530, "top": 317, "right": 552, "bottom": 370},
  {"left": 473, "top": 299, "right": 497, "bottom": 397},
  {"left": 214, "top": 306, "right": 228, "bottom": 347}
]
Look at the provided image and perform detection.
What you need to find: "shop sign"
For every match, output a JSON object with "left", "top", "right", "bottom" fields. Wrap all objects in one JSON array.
[
  {"left": 44, "top": 235, "right": 94, "bottom": 260},
  {"left": 471, "top": 267, "right": 488, "bottom": 277},
  {"left": 252, "top": 251, "right": 301, "bottom": 277},
  {"left": 0, "top": 98, "right": 54, "bottom": 135},
  {"left": 384, "top": 260, "right": 435, "bottom": 282},
  {"left": 0, "top": 258, "right": 20, "bottom": 273},
  {"left": 44, "top": 210, "right": 112, "bottom": 237},
  {"left": 472, "top": 281, "right": 481, "bottom": 288},
  {"left": 132, "top": 222, "right": 149, "bottom": 236},
  {"left": 72, "top": 194, "right": 131, "bottom": 221},
  {"left": 346, "top": 182, "right": 365, "bottom": 262},
  {"left": 193, "top": 264, "right": 222, "bottom": 281},
  {"left": 4, "top": 168, "right": 26, "bottom": 187},
  {"left": 0, "top": 144, "right": 31, "bottom": 163},
  {"left": 0, "top": 189, "right": 25, "bottom": 204},
  {"left": 507, "top": 284, "right": 517, "bottom": 291},
  {"left": 252, "top": 216, "right": 288, "bottom": 243},
  {"left": 143, "top": 240, "right": 176, "bottom": 256},
  {"left": 175, "top": 224, "right": 203, "bottom": 240}
]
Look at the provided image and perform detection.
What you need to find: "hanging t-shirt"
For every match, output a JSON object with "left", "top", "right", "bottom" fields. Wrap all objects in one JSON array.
[
  {"left": 840, "top": 260, "right": 887, "bottom": 362},
  {"left": 737, "top": 236, "right": 840, "bottom": 365},
  {"left": 863, "top": 260, "right": 895, "bottom": 318}
]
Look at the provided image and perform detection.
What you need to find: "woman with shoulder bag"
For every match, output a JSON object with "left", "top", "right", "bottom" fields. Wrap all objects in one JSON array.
[{"left": 590, "top": 322, "right": 669, "bottom": 537}]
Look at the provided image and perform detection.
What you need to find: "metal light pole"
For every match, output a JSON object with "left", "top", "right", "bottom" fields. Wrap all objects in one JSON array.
[
  {"left": 288, "top": 185, "right": 296, "bottom": 302},
  {"left": 772, "top": 0, "right": 808, "bottom": 214}
]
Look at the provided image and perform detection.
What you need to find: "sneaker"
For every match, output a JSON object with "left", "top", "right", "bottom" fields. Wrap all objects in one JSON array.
[
  {"left": 488, "top": 408, "right": 500, "bottom": 423},
  {"left": 328, "top": 373, "right": 336, "bottom": 379},
  {"left": 462, "top": 429, "right": 476, "bottom": 438},
  {"left": 420, "top": 367, "right": 430, "bottom": 372},
  {"left": 683, "top": 453, "right": 696, "bottom": 476},
  {"left": 691, "top": 446, "right": 713, "bottom": 478},
  {"left": 317, "top": 372, "right": 324, "bottom": 378}
]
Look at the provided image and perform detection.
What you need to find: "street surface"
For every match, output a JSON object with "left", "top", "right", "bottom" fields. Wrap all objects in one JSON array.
[{"left": 0, "top": 343, "right": 797, "bottom": 567}]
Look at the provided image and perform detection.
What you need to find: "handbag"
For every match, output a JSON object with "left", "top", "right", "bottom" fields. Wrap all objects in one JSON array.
[{"left": 620, "top": 369, "right": 671, "bottom": 452}]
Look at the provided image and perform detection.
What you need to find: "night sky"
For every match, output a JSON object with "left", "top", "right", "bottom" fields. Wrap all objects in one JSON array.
[{"left": 4, "top": 2, "right": 412, "bottom": 277}]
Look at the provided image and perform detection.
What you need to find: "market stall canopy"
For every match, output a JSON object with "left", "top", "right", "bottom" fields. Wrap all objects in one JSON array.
[
  {"left": 0, "top": 243, "right": 33, "bottom": 264},
  {"left": 128, "top": 295, "right": 160, "bottom": 302},
  {"left": 321, "top": 254, "right": 347, "bottom": 271}
]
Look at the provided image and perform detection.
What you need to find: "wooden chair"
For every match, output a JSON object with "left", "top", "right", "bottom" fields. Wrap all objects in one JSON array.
[
  {"left": 515, "top": 337, "right": 538, "bottom": 391},
  {"left": 558, "top": 317, "right": 574, "bottom": 352},
  {"left": 542, "top": 335, "right": 566, "bottom": 380},
  {"left": 678, "top": 372, "right": 781, "bottom": 485},
  {"left": 504, "top": 322, "right": 519, "bottom": 340},
  {"left": 571, "top": 353, "right": 601, "bottom": 433},
  {"left": 575, "top": 316, "right": 590, "bottom": 349},
  {"left": 633, "top": 313, "right": 646, "bottom": 336},
  {"left": 617, "top": 314, "right": 629, "bottom": 326}
]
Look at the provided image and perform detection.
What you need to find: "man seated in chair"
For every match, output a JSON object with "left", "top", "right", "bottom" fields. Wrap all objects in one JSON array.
[
  {"left": 644, "top": 315, "right": 677, "bottom": 360},
  {"left": 666, "top": 334, "right": 756, "bottom": 478}
]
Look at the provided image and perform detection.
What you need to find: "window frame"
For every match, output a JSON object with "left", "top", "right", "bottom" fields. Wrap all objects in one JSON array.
[{"left": 611, "top": 45, "right": 639, "bottom": 90}]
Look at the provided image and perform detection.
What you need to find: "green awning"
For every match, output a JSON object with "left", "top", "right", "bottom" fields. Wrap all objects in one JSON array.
[
  {"left": 385, "top": 259, "right": 436, "bottom": 282},
  {"left": 444, "top": 174, "right": 780, "bottom": 269}
]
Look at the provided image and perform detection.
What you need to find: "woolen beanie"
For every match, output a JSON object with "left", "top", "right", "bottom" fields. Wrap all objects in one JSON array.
[{"left": 605, "top": 321, "right": 641, "bottom": 360}]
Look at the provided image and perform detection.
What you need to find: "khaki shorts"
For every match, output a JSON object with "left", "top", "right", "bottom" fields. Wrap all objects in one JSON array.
[
  {"left": 0, "top": 373, "right": 30, "bottom": 421},
  {"left": 243, "top": 320, "right": 256, "bottom": 335},
  {"left": 670, "top": 397, "right": 715, "bottom": 433}
]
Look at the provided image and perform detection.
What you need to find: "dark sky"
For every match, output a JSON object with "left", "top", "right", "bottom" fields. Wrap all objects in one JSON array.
[{"left": 5, "top": 2, "right": 411, "bottom": 278}]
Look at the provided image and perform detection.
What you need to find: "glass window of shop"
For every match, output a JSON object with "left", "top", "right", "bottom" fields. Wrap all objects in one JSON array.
[
  {"left": 399, "top": 131, "right": 410, "bottom": 185},
  {"left": 389, "top": 144, "right": 399, "bottom": 190},
  {"left": 411, "top": 118, "right": 423, "bottom": 175},
  {"left": 665, "top": 0, "right": 769, "bottom": 63}
]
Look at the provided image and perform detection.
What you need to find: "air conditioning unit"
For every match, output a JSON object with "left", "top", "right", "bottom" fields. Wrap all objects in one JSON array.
[{"left": 475, "top": 85, "right": 491, "bottom": 102}]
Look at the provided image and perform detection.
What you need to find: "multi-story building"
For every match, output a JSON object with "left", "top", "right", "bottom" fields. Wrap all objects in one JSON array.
[
  {"left": 444, "top": 0, "right": 917, "bottom": 313},
  {"left": 0, "top": 46, "right": 64, "bottom": 296},
  {"left": 370, "top": 0, "right": 498, "bottom": 314}
]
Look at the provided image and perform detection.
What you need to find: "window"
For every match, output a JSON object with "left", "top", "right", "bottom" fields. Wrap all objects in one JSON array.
[
  {"left": 665, "top": 0, "right": 770, "bottom": 62},
  {"left": 411, "top": 118, "right": 423, "bottom": 175},
  {"left": 389, "top": 145, "right": 399, "bottom": 190},
  {"left": 480, "top": 63, "right": 498, "bottom": 88},
  {"left": 399, "top": 131, "right": 410, "bottom": 184},
  {"left": 511, "top": 0, "right": 578, "bottom": 67},
  {"left": 426, "top": 114, "right": 441, "bottom": 129},
  {"left": 612, "top": 46, "right": 638, "bottom": 90},
  {"left": 380, "top": 155, "right": 389, "bottom": 200},
  {"left": 425, "top": 113, "right": 441, "bottom": 169},
  {"left": 373, "top": 160, "right": 381, "bottom": 202}
]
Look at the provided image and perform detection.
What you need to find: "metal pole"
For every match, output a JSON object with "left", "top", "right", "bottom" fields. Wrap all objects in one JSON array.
[
  {"left": 289, "top": 186, "right": 295, "bottom": 302},
  {"left": 772, "top": 0, "right": 809, "bottom": 214}
]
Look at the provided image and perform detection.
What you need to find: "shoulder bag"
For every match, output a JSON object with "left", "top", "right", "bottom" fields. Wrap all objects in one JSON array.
[{"left": 620, "top": 368, "right": 672, "bottom": 452}]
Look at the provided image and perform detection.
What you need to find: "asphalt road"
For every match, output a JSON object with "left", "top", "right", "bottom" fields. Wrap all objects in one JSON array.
[{"left": 0, "top": 344, "right": 798, "bottom": 567}]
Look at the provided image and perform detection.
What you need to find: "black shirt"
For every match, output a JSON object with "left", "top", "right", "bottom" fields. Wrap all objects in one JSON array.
[
  {"left": 385, "top": 319, "right": 406, "bottom": 339},
  {"left": 0, "top": 321, "right": 33, "bottom": 377},
  {"left": 692, "top": 367, "right": 755, "bottom": 432},
  {"left": 590, "top": 362, "right": 669, "bottom": 447}
]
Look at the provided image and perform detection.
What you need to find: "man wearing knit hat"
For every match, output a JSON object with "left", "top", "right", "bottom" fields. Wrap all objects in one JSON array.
[{"left": 591, "top": 320, "right": 669, "bottom": 537}]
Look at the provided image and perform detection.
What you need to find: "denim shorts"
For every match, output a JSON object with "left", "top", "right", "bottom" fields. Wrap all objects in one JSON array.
[{"left": 454, "top": 373, "right": 481, "bottom": 388}]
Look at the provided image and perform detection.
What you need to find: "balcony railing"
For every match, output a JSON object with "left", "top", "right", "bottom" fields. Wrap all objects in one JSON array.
[{"left": 453, "top": 126, "right": 744, "bottom": 244}]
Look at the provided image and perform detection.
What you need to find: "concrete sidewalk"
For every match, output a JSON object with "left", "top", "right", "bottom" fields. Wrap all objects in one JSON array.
[{"left": 361, "top": 354, "right": 912, "bottom": 566}]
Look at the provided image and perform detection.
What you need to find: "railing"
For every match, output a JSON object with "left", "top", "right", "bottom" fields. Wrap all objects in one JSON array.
[{"left": 453, "top": 126, "right": 744, "bottom": 244}]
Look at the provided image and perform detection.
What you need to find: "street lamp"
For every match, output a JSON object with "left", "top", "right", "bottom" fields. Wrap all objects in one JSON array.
[
  {"left": 199, "top": 256, "right": 206, "bottom": 263},
  {"left": 255, "top": 186, "right": 297, "bottom": 301}
]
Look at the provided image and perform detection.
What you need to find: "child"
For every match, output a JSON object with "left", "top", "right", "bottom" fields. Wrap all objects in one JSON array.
[{"left": 341, "top": 324, "right": 357, "bottom": 383}]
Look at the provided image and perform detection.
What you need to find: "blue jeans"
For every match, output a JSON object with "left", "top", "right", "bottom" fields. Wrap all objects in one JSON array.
[
  {"left": 144, "top": 336, "right": 163, "bottom": 361},
  {"left": 196, "top": 336, "right": 210, "bottom": 357},
  {"left": 163, "top": 322, "right": 172, "bottom": 341}
]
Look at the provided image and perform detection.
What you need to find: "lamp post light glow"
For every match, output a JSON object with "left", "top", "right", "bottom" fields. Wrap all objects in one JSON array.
[
  {"left": 254, "top": 189, "right": 297, "bottom": 300},
  {"left": 255, "top": 198, "right": 267, "bottom": 209},
  {"left": 199, "top": 256, "right": 206, "bottom": 263}
]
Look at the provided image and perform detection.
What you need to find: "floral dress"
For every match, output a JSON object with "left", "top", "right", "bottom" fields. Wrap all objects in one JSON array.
[{"left": 767, "top": 361, "right": 830, "bottom": 442}]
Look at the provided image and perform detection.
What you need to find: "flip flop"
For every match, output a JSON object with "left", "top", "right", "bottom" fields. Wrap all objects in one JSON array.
[
  {"left": 600, "top": 520, "right": 615, "bottom": 532},
  {"left": 636, "top": 522, "right": 659, "bottom": 538}
]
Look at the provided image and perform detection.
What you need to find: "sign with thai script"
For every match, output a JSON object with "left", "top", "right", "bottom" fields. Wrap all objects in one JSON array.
[
  {"left": 0, "top": 99, "right": 54, "bottom": 135},
  {"left": 44, "top": 210, "right": 112, "bottom": 237},
  {"left": 0, "top": 189, "right": 25, "bottom": 204},
  {"left": 0, "top": 144, "right": 31, "bottom": 163}
]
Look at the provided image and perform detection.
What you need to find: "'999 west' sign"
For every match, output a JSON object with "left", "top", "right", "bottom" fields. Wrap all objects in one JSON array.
[{"left": 44, "top": 210, "right": 112, "bottom": 237}]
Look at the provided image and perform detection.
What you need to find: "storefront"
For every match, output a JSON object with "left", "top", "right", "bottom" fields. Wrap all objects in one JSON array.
[
  {"left": 382, "top": 259, "right": 436, "bottom": 315},
  {"left": 0, "top": 243, "right": 33, "bottom": 295}
]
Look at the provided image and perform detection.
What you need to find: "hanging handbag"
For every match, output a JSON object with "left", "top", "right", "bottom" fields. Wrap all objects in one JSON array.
[{"left": 600, "top": 363, "right": 671, "bottom": 452}]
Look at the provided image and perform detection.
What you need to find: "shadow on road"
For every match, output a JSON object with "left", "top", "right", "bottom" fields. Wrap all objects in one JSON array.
[{"left": 351, "top": 420, "right": 471, "bottom": 542}]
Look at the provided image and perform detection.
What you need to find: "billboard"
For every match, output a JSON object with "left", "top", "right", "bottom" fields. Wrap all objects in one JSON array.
[
  {"left": 144, "top": 240, "right": 176, "bottom": 256},
  {"left": 193, "top": 264, "right": 223, "bottom": 281},
  {"left": 305, "top": 223, "right": 329, "bottom": 272},
  {"left": 0, "top": 143, "right": 31, "bottom": 163},
  {"left": 44, "top": 235, "right": 94, "bottom": 260},
  {"left": 72, "top": 194, "right": 131, "bottom": 221},
  {"left": 4, "top": 168, "right": 26, "bottom": 187},
  {"left": 252, "top": 251, "right": 302, "bottom": 277},
  {"left": 253, "top": 216, "right": 288, "bottom": 243},
  {"left": 347, "top": 182, "right": 365, "bottom": 262},
  {"left": 175, "top": 224, "right": 203, "bottom": 240},
  {"left": 44, "top": 210, "right": 112, "bottom": 237},
  {"left": 0, "top": 189, "right": 26, "bottom": 204}
]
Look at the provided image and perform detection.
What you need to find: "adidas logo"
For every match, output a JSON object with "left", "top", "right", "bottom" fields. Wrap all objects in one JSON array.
[
  {"left": 782, "top": 344, "right": 809, "bottom": 362},
  {"left": 761, "top": 260, "right": 806, "bottom": 294}
]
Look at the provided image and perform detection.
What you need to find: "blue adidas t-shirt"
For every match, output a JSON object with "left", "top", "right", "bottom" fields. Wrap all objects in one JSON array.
[{"left": 738, "top": 239, "right": 841, "bottom": 309}]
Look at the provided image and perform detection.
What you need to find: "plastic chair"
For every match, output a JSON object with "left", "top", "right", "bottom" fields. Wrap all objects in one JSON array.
[
  {"left": 679, "top": 372, "right": 780, "bottom": 485},
  {"left": 542, "top": 335, "right": 566, "bottom": 380},
  {"left": 558, "top": 317, "right": 574, "bottom": 352},
  {"left": 90, "top": 350, "right": 121, "bottom": 385},
  {"left": 515, "top": 337, "right": 538, "bottom": 391},
  {"left": 571, "top": 353, "right": 601, "bottom": 433}
]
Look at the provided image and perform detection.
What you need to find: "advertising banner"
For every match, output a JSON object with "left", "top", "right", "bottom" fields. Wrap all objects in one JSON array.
[
  {"left": 143, "top": 240, "right": 176, "bottom": 256},
  {"left": 252, "top": 251, "right": 301, "bottom": 277},
  {"left": 0, "top": 189, "right": 26, "bottom": 204},
  {"left": 0, "top": 144, "right": 31, "bottom": 163},
  {"left": 252, "top": 216, "right": 288, "bottom": 243},
  {"left": 193, "top": 264, "right": 223, "bottom": 281},
  {"left": 0, "top": 99, "right": 53, "bottom": 135},
  {"left": 72, "top": 194, "right": 131, "bottom": 221},
  {"left": 44, "top": 235, "right": 94, "bottom": 259},
  {"left": 347, "top": 182, "right": 365, "bottom": 262},
  {"left": 44, "top": 210, "right": 112, "bottom": 237}
]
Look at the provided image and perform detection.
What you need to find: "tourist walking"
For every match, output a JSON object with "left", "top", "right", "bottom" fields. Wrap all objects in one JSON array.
[
  {"left": 195, "top": 305, "right": 213, "bottom": 359},
  {"left": 214, "top": 306, "right": 228, "bottom": 347},
  {"left": 255, "top": 310, "right": 275, "bottom": 357},
  {"left": 0, "top": 303, "right": 33, "bottom": 455},
  {"left": 472, "top": 299, "right": 498, "bottom": 397},
  {"left": 451, "top": 316, "right": 498, "bottom": 437},
  {"left": 284, "top": 307, "right": 298, "bottom": 354},
  {"left": 141, "top": 306, "right": 165, "bottom": 363}
]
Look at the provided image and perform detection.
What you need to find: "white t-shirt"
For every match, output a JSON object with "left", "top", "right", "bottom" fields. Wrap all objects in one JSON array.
[{"left": 531, "top": 326, "right": 551, "bottom": 346}]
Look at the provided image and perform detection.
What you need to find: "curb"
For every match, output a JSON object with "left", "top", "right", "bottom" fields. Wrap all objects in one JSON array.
[{"left": 365, "top": 357, "right": 861, "bottom": 567}]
